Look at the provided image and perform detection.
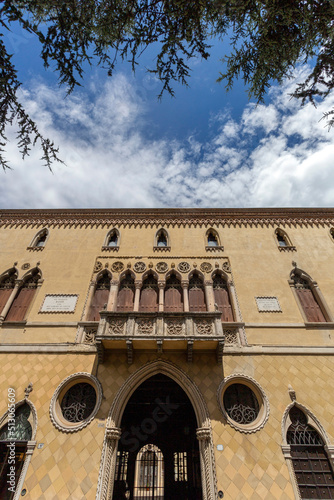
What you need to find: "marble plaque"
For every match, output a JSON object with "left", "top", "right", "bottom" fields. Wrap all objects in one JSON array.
[
  {"left": 255, "top": 296, "right": 281, "bottom": 312},
  {"left": 40, "top": 294, "right": 78, "bottom": 313}
]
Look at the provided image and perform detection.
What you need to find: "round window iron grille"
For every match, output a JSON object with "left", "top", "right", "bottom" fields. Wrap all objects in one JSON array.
[
  {"left": 61, "top": 383, "right": 97, "bottom": 423},
  {"left": 223, "top": 383, "right": 259, "bottom": 424}
]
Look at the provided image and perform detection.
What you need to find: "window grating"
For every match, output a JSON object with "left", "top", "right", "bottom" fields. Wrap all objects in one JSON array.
[{"left": 61, "top": 383, "right": 96, "bottom": 423}]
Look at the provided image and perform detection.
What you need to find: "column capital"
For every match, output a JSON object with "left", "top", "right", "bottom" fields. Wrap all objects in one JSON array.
[
  {"left": 196, "top": 427, "right": 211, "bottom": 441},
  {"left": 135, "top": 280, "right": 142, "bottom": 289},
  {"left": 204, "top": 280, "right": 213, "bottom": 287},
  {"left": 181, "top": 281, "right": 189, "bottom": 289},
  {"left": 158, "top": 281, "right": 165, "bottom": 289},
  {"left": 106, "top": 426, "right": 122, "bottom": 441}
]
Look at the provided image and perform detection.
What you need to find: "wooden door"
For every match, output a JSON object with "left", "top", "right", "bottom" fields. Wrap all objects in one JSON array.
[
  {"left": 214, "top": 287, "right": 234, "bottom": 321},
  {"left": 117, "top": 288, "right": 134, "bottom": 312},
  {"left": 296, "top": 288, "right": 326, "bottom": 322},
  {"left": 189, "top": 288, "right": 206, "bottom": 312},
  {"left": 5, "top": 288, "right": 36, "bottom": 322},
  {"left": 164, "top": 287, "right": 183, "bottom": 312},
  {"left": 87, "top": 288, "right": 110, "bottom": 321},
  {"left": 0, "top": 288, "right": 13, "bottom": 313},
  {"left": 139, "top": 288, "right": 158, "bottom": 312}
]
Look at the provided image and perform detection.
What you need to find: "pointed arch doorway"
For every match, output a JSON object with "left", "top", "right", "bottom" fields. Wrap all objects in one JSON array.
[{"left": 113, "top": 374, "right": 202, "bottom": 500}]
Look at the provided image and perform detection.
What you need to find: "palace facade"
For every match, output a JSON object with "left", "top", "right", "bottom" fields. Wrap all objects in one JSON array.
[{"left": 0, "top": 208, "right": 334, "bottom": 500}]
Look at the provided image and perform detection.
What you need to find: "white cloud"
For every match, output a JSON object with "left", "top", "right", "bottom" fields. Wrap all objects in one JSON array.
[{"left": 1, "top": 69, "right": 334, "bottom": 209}]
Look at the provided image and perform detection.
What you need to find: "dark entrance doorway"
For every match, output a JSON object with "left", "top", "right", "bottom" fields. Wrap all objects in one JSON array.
[{"left": 112, "top": 374, "right": 202, "bottom": 500}]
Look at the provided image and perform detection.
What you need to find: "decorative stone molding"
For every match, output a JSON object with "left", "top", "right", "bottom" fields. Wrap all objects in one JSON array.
[
  {"left": 217, "top": 374, "right": 270, "bottom": 433},
  {"left": 222, "top": 262, "right": 231, "bottom": 273},
  {"left": 1, "top": 207, "right": 334, "bottom": 229},
  {"left": 50, "top": 372, "right": 102, "bottom": 433},
  {"left": 96, "top": 359, "right": 217, "bottom": 500},
  {"left": 281, "top": 402, "right": 331, "bottom": 446},
  {"left": 94, "top": 261, "right": 103, "bottom": 273},
  {"left": 223, "top": 328, "right": 239, "bottom": 345},
  {"left": 200, "top": 262, "right": 213, "bottom": 273}
]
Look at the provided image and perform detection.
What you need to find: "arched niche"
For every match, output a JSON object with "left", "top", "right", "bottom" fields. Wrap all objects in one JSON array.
[
  {"left": 96, "top": 360, "right": 217, "bottom": 500},
  {"left": 0, "top": 399, "right": 37, "bottom": 500}
]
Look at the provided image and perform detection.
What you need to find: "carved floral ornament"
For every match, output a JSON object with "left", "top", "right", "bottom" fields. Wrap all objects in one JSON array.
[
  {"left": 156, "top": 261, "right": 168, "bottom": 273},
  {"left": 111, "top": 261, "right": 124, "bottom": 273},
  {"left": 217, "top": 374, "right": 270, "bottom": 433},
  {"left": 133, "top": 261, "right": 146, "bottom": 273},
  {"left": 49, "top": 373, "right": 103, "bottom": 433},
  {"left": 200, "top": 262, "right": 213, "bottom": 273},
  {"left": 178, "top": 261, "right": 191, "bottom": 273}
]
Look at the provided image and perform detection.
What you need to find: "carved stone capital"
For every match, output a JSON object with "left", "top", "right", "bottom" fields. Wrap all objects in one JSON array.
[
  {"left": 196, "top": 427, "right": 211, "bottom": 441},
  {"left": 158, "top": 281, "right": 165, "bottom": 289},
  {"left": 135, "top": 281, "right": 142, "bottom": 289},
  {"left": 181, "top": 281, "right": 189, "bottom": 288},
  {"left": 106, "top": 426, "right": 122, "bottom": 441}
]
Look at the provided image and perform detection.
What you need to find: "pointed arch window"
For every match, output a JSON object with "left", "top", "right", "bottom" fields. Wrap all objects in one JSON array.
[
  {"left": 286, "top": 406, "right": 334, "bottom": 499},
  {"left": 205, "top": 229, "right": 223, "bottom": 251},
  {"left": 0, "top": 269, "right": 17, "bottom": 314},
  {"left": 5, "top": 270, "right": 40, "bottom": 322},
  {"left": 189, "top": 273, "right": 206, "bottom": 312},
  {"left": 213, "top": 273, "right": 234, "bottom": 321},
  {"left": 275, "top": 228, "right": 295, "bottom": 251},
  {"left": 139, "top": 275, "right": 158, "bottom": 312},
  {"left": 28, "top": 228, "right": 49, "bottom": 250},
  {"left": 117, "top": 272, "right": 135, "bottom": 312},
  {"left": 164, "top": 273, "right": 183, "bottom": 312},
  {"left": 87, "top": 272, "right": 111, "bottom": 321},
  {"left": 154, "top": 229, "right": 170, "bottom": 251},
  {"left": 292, "top": 274, "right": 327, "bottom": 323},
  {"left": 0, "top": 403, "right": 34, "bottom": 500},
  {"left": 103, "top": 229, "right": 120, "bottom": 250}
]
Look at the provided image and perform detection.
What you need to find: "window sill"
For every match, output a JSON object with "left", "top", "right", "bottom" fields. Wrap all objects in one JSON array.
[
  {"left": 101, "top": 246, "right": 119, "bottom": 251},
  {"left": 153, "top": 246, "right": 171, "bottom": 251},
  {"left": 26, "top": 246, "right": 44, "bottom": 251},
  {"left": 278, "top": 245, "right": 296, "bottom": 251},
  {"left": 205, "top": 246, "right": 224, "bottom": 251},
  {"left": 305, "top": 322, "right": 334, "bottom": 328},
  {"left": 1, "top": 320, "right": 27, "bottom": 327}
]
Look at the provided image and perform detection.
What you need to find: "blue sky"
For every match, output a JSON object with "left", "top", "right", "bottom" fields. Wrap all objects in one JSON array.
[{"left": 1, "top": 22, "right": 334, "bottom": 209}]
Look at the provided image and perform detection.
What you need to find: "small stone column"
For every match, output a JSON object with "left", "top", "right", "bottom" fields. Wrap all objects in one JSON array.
[
  {"left": 228, "top": 281, "right": 241, "bottom": 321},
  {"left": 133, "top": 281, "right": 141, "bottom": 312},
  {"left": 158, "top": 282, "right": 164, "bottom": 312},
  {"left": 81, "top": 281, "right": 95, "bottom": 321},
  {"left": 204, "top": 281, "right": 215, "bottom": 312},
  {"left": 182, "top": 281, "right": 189, "bottom": 312},
  {"left": 0, "top": 280, "right": 22, "bottom": 323},
  {"left": 104, "top": 426, "right": 122, "bottom": 500},
  {"left": 107, "top": 280, "right": 119, "bottom": 311},
  {"left": 196, "top": 427, "right": 217, "bottom": 500}
]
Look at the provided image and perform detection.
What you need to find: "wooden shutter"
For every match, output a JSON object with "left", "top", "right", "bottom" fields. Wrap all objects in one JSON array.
[
  {"left": 87, "top": 288, "right": 109, "bottom": 321},
  {"left": 0, "top": 288, "right": 12, "bottom": 313},
  {"left": 189, "top": 288, "right": 206, "bottom": 312},
  {"left": 139, "top": 288, "right": 158, "bottom": 312},
  {"left": 5, "top": 288, "right": 36, "bottom": 322},
  {"left": 164, "top": 287, "right": 183, "bottom": 312},
  {"left": 214, "top": 287, "right": 234, "bottom": 321},
  {"left": 117, "top": 288, "right": 134, "bottom": 312},
  {"left": 296, "top": 288, "right": 326, "bottom": 322}
]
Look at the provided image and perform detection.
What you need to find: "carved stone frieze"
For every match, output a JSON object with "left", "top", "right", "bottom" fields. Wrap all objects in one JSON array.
[
  {"left": 156, "top": 261, "right": 168, "bottom": 273},
  {"left": 166, "top": 318, "right": 185, "bottom": 336},
  {"left": 133, "top": 261, "right": 146, "bottom": 273},
  {"left": 83, "top": 327, "right": 97, "bottom": 345},
  {"left": 200, "top": 262, "right": 213, "bottom": 273},
  {"left": 195, "top": 319, "right": 214, "bottom": 336},
  {"left": 111, "top": 261, "right": 124, "bottom": 273},
  {"left": 108, "top": 320, "right": 126, "bottom": 335},
  {"left": 224, "top": 328, "right": 238, "bottom": 345},
  {"left": 178, "top": 261, "right": 191, "bottom": 273},
  {"left": 94, "top": 261, "right": 103, "bottom": 273},
  {"left": 136, "top": 319, "right": 154, "bottom": 335},
  {"left": 222, "top": 261, "right": 231, "bottom": 273}
]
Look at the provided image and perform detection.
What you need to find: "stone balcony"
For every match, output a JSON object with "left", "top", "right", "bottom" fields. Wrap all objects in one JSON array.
[{"left": 84, "top": 311, "right": 240, "bottom": 364}]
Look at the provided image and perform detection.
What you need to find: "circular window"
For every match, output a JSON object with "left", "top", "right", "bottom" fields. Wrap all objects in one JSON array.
[
  {"left": 218, "top": 375, "right": 269, "bottom": 433},
  {"left": 50, "top": 373, "right": 102, "bottom": 432}
]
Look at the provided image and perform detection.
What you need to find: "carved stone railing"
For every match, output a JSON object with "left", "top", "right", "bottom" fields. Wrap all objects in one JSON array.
[{"left": 97, "top": 311, "right": 225, "bottom": 340}]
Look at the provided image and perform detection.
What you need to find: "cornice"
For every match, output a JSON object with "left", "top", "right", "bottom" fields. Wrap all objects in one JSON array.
[{"left": 0, "top": 208, "right": 333, "bottom": 229}]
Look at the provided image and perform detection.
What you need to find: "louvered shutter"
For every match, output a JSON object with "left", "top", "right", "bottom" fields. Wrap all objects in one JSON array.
[
  {"left": 139, "top": 288, "right": 158, "bottom": 312},
  {"left": 5, "top": 288, "right": 36, "bottom": 322},
  {"left": 296, "top": 288, "right": 326, "bottom": 322},
  {"left": 164, "top": 287, "right": 183, "bottom": 312},
  {"left": 87, "top": 288, "right": 109, "bottom": 321},
  {"left": 189, "top": 288, "right": 206, "bottom": 312},
  {"left": 214, "top": 288, "right": 234, "bottom": 321},
  {"left": 0, "top": 288, "right": 12, "bottom": 313},
  {"left": 117, "top": 288, "right": 134, "bottom": 312}
]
